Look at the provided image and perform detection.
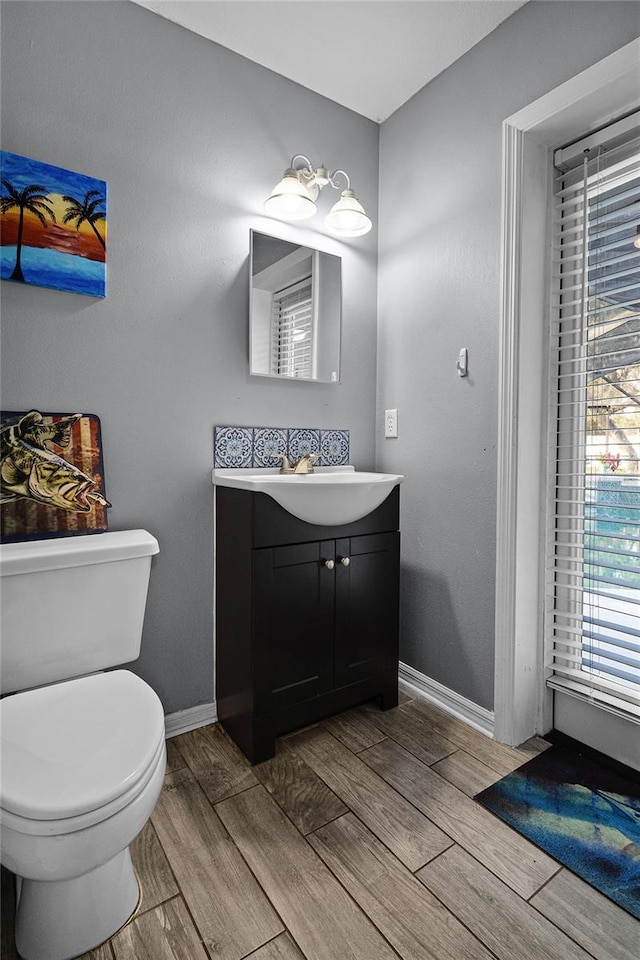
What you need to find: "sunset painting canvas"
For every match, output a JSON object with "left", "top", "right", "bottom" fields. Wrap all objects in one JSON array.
[{"left": 0, "top": 151, "right": 107, "bottom": 297}]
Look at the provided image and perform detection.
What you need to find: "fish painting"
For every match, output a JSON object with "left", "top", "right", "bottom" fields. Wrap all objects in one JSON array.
[
  {"left": 1, "top": 410, "right": 110, "bottom": 542},
  {"left": 0, "top": 411, "right": 110, "bottom": 512}
]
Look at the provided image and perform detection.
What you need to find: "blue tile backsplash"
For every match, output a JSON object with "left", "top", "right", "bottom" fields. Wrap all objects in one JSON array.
[{"left": 214, "top": 425, "right": 349, "bottom": 469}]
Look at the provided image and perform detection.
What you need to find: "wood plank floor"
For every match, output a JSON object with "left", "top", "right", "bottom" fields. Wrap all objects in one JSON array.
[{"left": 2, "top": 689, "right": 638, "bottom": 960}]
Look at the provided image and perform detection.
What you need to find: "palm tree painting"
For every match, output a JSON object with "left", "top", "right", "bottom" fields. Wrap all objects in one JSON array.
[{"left": 0, "top": 151, "right": 107, "bottom": 297}]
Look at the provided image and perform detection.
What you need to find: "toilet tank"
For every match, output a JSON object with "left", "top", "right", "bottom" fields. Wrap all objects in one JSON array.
[{"left": 0, "top": 530, "right": 159, "bottom": 695}]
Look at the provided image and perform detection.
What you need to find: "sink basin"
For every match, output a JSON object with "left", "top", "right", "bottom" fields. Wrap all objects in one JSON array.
[{"left": 212, "top": 466, "right": 404, "bottom": 526}]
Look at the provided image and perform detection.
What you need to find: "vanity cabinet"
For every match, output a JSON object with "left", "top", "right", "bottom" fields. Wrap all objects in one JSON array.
[{"left": 215, "top": 485, "right": 400, "bottom": 763}]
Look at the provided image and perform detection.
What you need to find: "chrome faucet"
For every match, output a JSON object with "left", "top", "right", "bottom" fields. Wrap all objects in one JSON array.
[{"left": 276, "top": 452, "right": 319, "bottom": 475}]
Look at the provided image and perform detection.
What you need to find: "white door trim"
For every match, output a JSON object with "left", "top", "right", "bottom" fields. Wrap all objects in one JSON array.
[{"left": 494, "top": 38, "right": 640, "bottom": 746}]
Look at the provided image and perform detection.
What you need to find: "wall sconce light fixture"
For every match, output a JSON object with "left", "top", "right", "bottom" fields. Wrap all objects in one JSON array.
[
  {"left": 264, "top": 154, "right": 372, "bottom": 238},
  {"left": 634, "top": 225, "right": 640, "bottom": 249}
]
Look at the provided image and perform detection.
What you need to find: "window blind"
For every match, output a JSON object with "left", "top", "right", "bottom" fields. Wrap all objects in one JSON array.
[
  {"left": 546, "top": 118, "right": 640, "bottom": 720},
  {"left": 271, "top": 277, "right": 313, "bottom": 379}
]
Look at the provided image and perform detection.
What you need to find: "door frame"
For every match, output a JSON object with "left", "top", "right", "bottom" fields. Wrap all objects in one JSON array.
[{"left": 494, "top": 37, "right": 640, "bottom": 746}]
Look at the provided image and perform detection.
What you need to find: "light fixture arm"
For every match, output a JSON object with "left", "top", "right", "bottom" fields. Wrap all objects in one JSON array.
[
  {"left": 289, "top": 155, "right": 315, "bottom": 179},
  {"left": 328, "top": 169, "right": 351, "bottom": 192}
]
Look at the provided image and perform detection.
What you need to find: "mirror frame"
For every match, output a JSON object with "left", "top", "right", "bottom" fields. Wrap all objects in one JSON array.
[{"left": 249, "top": 229, "right": 342, "bottom": 384}]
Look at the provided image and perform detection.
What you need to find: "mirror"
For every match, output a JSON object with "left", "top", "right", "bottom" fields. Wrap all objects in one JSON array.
[{"left": 250, "top": 230, "right": 341, "bottom": 383}]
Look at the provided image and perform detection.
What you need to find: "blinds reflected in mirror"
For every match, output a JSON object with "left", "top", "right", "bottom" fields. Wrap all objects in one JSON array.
[{"left": 271, "top": 277, "right": 313, "bottom": 378}]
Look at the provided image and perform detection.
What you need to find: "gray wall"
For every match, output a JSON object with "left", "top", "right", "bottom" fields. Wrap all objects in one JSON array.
[
  {"left": 4, "top": 0, "right": 638, "bottom": 722},
  {"left": 0, "top": 1, "right": 379, "bottom": 714},
  {"left": 376, "top": 1, "right": 640, "bottom": 711}
]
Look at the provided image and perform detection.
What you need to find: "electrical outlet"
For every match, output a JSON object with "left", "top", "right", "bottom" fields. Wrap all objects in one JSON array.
[{"left": 384, "top": 408, "right": 398, "bottom": 438}]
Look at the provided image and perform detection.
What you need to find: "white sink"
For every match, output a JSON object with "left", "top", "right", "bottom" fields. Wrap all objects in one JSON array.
[{"left": 212, "top": 465, "right": 404, "bottom": 526}]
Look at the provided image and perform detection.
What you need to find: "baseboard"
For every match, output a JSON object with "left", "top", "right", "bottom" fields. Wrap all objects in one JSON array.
[
  {"left": 162, "top": 670, "right": 493, "bottom": 742},
  {"left": 398, "top": 662, "right": 494, "bottom": 738},
  {"left": 164, "top": 701, "right": 217, "bottom": 739}
]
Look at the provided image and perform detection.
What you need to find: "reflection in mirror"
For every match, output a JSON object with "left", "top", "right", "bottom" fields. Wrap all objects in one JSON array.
[{"left": 250, "top": 230, "right": 341, "bottom": 383}]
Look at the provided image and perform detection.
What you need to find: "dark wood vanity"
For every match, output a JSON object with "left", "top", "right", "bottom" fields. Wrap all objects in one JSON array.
[{"left": 215, "top": 485, "right": 400, "bottom": 762}]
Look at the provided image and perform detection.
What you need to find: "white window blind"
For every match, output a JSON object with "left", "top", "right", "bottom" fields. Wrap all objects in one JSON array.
[
  {"left": 546, "top": 117, "right": 640, "bottom": 721},
  {"left": 271, "top": 277, "right": 313, "bottom": 379}
]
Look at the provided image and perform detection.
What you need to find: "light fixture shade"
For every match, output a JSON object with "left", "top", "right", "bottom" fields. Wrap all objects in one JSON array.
[
  {"left": 264, "top": 168, "right": 316, "bottom": 221},
  {"left": 324, "top": 189, "right": 372, "bottom": 237}
]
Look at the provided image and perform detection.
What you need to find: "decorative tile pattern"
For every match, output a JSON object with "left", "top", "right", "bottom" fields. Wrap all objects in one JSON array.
[
  {"left": 320, "top": 430, "right": 350, "bottom": 466},
  {"left": 288, "top": 429, "right": 321, "bottom": 462},
  {"left": 214, "top": 427, "right": 253, "bottom": 468},
  {"left": 253, "top": 428, "right": 287, "bottom": 467},
  {"left": 214, "top": 426, "right": 349, "bottom": 468}
]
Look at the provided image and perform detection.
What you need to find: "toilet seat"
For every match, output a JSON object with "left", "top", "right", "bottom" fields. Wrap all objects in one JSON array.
[
  {"left": 0, "top": 735, "right": 166, "bottom": 838},
  {"left": 0, "top": 670, "right": 165, "bottom": 827}
]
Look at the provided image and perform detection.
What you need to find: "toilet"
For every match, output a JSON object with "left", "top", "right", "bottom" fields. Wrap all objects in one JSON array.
[{"left": 0, "top": 530, "right": 166, "bottom": 960}]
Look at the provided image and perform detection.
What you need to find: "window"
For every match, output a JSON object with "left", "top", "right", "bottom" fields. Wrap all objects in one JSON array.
[
  {"left": 546, "top": 115, "right": 640, "bottom": 719},
  {"left": 495, "top": 38, "right": 639, "bottom": 750},
  {"left": 271, "top": 277, "right": 313, "bottom": 378}
]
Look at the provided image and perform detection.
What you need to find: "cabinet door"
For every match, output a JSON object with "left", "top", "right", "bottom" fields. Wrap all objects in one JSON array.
[
  {"left": 253, "top": 540, "right": 335, "bottom": 715},
  {"left": 334, "top": 532, "right": 399, "bottom": 687}
]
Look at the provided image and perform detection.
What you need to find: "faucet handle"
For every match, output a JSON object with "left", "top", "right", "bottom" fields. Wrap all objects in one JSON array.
[
  {"left": 294, "top": 451, "right": 319, "bottom": 474},
  {"left": 273, "top": 453, "right": 293, "bottom": 474}
]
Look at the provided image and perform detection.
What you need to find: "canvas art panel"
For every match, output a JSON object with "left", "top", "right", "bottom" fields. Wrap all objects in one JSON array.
[
  {"left": 1, "top": 410, "right": 110, "bottom": 542},
  {"left": 0, "top": 151, "right": 107, "bottom": 297}
]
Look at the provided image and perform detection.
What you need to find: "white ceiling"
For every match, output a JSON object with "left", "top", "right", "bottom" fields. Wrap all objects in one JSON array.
[{"left": 132, "top": 0, "right": 528, "bottom": 122}]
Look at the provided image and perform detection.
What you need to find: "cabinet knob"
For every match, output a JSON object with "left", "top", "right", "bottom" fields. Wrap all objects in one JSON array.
[
  {"left": 323, "top": 559, "right": 335, "bottom": 570},
  {"left": 338, "top": 556, "right": 350, "bottom": 567}
]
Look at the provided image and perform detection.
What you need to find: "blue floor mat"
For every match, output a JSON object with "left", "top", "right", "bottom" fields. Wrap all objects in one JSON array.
[{"left": 476, "top": 744, "right": 640, "bottom": 919}]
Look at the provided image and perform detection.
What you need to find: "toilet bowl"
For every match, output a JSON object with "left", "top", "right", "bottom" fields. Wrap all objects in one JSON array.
[
  {"left": 0, "top": 531, "right": 165, "bottom": 960},
  {"left": 0, "top": 670, "right": 166, "bottom": 960}
]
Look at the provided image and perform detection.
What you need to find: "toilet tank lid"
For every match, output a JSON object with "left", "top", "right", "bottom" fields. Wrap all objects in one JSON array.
[{"left": 0, "top": 530, "right": 159, "bottom": 576}]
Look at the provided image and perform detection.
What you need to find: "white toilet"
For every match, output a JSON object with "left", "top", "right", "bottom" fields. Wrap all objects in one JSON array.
[{"left": 0, "top": 530, "right": 167, "bottom": 960}]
